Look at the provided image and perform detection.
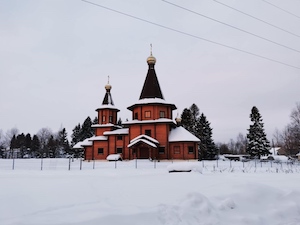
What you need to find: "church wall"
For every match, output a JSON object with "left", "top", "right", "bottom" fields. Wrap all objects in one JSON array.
[
  {"left": 132, "top": 105, "right": 172, "bottom": 120},
  {"left": 95, "top": 127, "right": 111, "bottom": 136},
  {"left": 97, "top": 109, "right": 117, "bottom": 125},
  {"left": 84, "top": 146, "right": 93, "bottom": 160},
  {"left": 93, "top": 141, "right": 109, "bottom": 160},
  {"left": 169, "top": 142, "right": 198, "bottom": 160}
]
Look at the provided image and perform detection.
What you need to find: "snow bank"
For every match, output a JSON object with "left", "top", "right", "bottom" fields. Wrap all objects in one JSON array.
[
  {"left": 167, "top": 162, "right": 202, "bottom": 173},
  {"left": 1, "top": 159, "right": 300, "bottom": 225}
]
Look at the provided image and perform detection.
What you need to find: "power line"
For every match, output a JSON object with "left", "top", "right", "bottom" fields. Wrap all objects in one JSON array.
[
  {"left": 261, "top": 0, "right": 300, "bottom": 19},
  {"left": 81, "top": 0, "right": 300, "bottom": 70},
  {"left": 162, "top": 0, "right": 300, "bottom": 54},
  {"left": 212, "top": 0, "right": 300, "bottom": 38}
]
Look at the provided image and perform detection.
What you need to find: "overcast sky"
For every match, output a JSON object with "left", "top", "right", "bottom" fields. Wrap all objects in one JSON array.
[{"left": 1, "top": 0, "right": 299, "bottom": 143}]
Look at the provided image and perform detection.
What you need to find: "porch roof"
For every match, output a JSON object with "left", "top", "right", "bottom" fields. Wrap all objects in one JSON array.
[
  {"left": 130, "top": 134, "right": 159, "bottom": 144},
  {"left": 128, "top": 139, "right": 158, "bottom": 148}
]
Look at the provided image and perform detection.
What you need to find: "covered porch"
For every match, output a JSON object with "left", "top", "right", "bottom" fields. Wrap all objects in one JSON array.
[{"left": 128, "top": 135, "right": 159, "bottom": 160}]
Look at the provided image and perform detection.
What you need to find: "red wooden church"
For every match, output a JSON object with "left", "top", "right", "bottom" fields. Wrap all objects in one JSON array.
[{"left": 76, "top": 52, "right": 200, "bottom": 160}]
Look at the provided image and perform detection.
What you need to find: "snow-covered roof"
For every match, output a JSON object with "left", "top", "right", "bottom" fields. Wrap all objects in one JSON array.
[
  {"left": 123, "top": 118, "right": 174, "bottom": 125},
  {"left": 88, "top": 136, "right": 108, "bottom": 141},
  {"left": 127, "top": 98, "right": 176, "bottom": 110},
  {"left": 103, "top": 128, "right": 129, "bottom": 135},
  {"left": 130, "top": 134, "right": 159, "bottom": 144},
  {"left": 128, "top": 139, "right": 157, "bottom": 148},
  {"left": 169, "top": 126, "right": 200, "bottom": 142},
  {"left": 91, "top": 123, "right": 121, "bottom": 128},
  {"left": 73, "top": 141, "right": 84, "bottom": 149},
  {"left": 296, "top": 152, "right": 300, "bottom": 156},
  {"left": 80, "top": 138, "right": 93, "bottom": 147},
  {"left": 95, "top": 104, "right": 119, "bottom": 111}
]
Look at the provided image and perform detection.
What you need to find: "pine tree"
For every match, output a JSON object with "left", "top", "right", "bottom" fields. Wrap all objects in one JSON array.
[
  {"left": 196, "top": 113, "right": 217, "bottom": 160},
  {"left": 71, "top": 123, "right": 81, "bottom": 146},
  {"left": 93, "top": 116, "right": 98, "bottom": 125},
  {"left": 117, "top": 118, "right": 123, "bottom": 127},
  {"left": 47, "top": 135, "right": 57, "bottom": 158},
  {"left": 181, "top": 104, "right": 217, "bottom": 160},
  {"left": 57, "top": 128, "right": 70, "bottom": 157},
  {"left": 80, "top": 117, "right": 94, "bottom": 141},
  {"left": 25, "top": 133, "right": 32, "bottom": 149},
  {"left": 31, "top": 135, "right": 40, "bottom": 158},
  {"left": 246, "top": 106, "right": 270, "bottom": 158},
  {"left": 16, "top": 133, "right": 26, "bottom": 158},
  {"left": 10, "top": 135, "right": 17, "bottom": 158},
  {"left": 181, "top": 108, "right": 194, "bottom": 134}
]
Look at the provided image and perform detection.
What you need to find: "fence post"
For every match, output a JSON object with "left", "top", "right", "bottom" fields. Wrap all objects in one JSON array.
[
  {"left": 80, "top": 158, "right": 82, "bottom": 170},
  {"left": 12, "top": 157, "right": 15, "bottom": 170},
  {"left": 154, "top": 158, "right": 156, "bottom": 169},
  {"left": 41, "top": 157, "right": 43, "bottom": 171},
  {"left": 115, "top": 159, "right": 117, "bottom": 169},
  {"left": 68, "top": 157, "right": 71, "bottom": 170},
  {"left": 93, "top": 159, "right": 95, "bottom": 169}
]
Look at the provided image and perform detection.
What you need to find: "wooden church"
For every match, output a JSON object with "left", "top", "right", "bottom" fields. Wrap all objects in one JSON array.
[{"left": 76, "top": 52, "right": 200, "bottom": 160}]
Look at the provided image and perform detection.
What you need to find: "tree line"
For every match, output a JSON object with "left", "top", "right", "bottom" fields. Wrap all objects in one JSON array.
[
  {"left": 180, "top": 103, "right": 300, "bottom": 159},
  {"left": 0, "top": 116, "right": 98, "bottom": 159},
  {"left": 1, "top": 103, "right": 299, "bottom": 159}
]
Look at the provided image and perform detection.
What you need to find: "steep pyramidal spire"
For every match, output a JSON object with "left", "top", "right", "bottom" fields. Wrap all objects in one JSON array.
[
  {"left": 139, "top": 48, "right": 164, "bottom": 100},
  {"left": 102, "top": 76, "right": 114, "bottom": 105}
]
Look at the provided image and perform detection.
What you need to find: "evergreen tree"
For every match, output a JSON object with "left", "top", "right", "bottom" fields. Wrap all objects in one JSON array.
[
  {"left": 10, "top": 135, "right": 17, "bottom": 158},
  {"left": 181, "top": 108, "right": 194, "bottom": 134},
  {"left": 57, "top": 128, "right": 70, "bottom": 156},
  {"left": 31, "top": 135, "right": 40, "bottom": 158},
  {"left": 80, "top": 116, "right": 93, "bottom": 141},
  {"left": 93, "top": 116, "right": 98, "bottom": 125},
  {"left": 181, "top": 104, "right": 217, "bottom": 160},
  {"left": 117, "top": 118, "right": 123, "bottom": 127},
  {"left": 196, "top": 113, "right": 217, "bottom": 160},
  {"left": 71, "top": 123, "right": 81, "bottom": 146},
  {"left": 25, "top": 133, "right": 32, "bottom": 149},
  {"left": 16, "top": 133, "right": 26, "bottom": 158},
  {"left": 47, "top": 135, "right": 57, "bottom": 158},
  {"left": 246, "top": 106, "right": 270, "bottom": 158}
]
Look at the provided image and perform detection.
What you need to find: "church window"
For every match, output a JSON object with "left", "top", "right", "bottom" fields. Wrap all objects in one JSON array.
[
  {"left": 188, "top": 146, "right": 194, "bottom": 154},
  {"left": 109, "top": 115, "right": 113, "bottom": 123},
  {"left": 159, "top": 111, "right": 165, "bottom": 118},
  {"left": 134, "top": 112, "right": 138, "bottom": 120},
  {"left": 145, "top": 111, "right": 151, "bottom": 118},
  {"left": 102, "top": 115, "right": 106, "bottom": 122},
  {"left": 98, "top": 148, "right": 104, "bottom": 155},
  {"left": 145, "top": 129, "right": 151, "bottom": 137},
  {"left": 116, "top": 148, "right": 123, "bottom": 154},
  {"left": 174, "top": 146, "right": 180, "bottom": 154},
  {"left": 117, "top": 135, "right": 122, "bottom": 140},
  {"left": 159, "top": 147, "right": 165, "bottom": 154}
]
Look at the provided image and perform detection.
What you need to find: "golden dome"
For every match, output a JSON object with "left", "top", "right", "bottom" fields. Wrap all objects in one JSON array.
[
  {"left": 147, "top": 54, "right": 156, "bottom": 65},
  {"left": 175, "top": 117, "right": 182, "bottom": 124},
  {"left": 105, "top": 83, "right": 112, "bottom": 90}
]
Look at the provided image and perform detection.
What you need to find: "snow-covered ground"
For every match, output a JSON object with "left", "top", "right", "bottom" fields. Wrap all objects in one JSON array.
[{"left": 1, "top": 158, "right": 300, "bottom": 225}]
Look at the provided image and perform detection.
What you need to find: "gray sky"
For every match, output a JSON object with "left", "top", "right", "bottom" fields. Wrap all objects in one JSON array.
[{"left": 1, "top": 0, "right": 299, "bottom": 143}]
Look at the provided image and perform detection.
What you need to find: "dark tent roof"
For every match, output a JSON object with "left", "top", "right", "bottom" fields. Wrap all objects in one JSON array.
[{"left": 139, "top": 57, "right": 164, "bottom": 100}]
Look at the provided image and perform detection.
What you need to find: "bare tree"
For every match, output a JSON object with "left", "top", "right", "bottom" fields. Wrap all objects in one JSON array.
[
  {"left": 4, "top": 127, "right": 19, "bottom": 149},
  {"left": 37, "top": 128, "right": 53, "bottom": 157},
  {"left": 290, "top": 102, "right": 300, "bottom": 126},
  {"left": 235, "top": 133, "right": 247, "bottom": 154}
]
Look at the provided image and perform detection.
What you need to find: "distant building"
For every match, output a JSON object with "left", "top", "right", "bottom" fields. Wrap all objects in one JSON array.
[{"left": 76, "top": 52, "right": 200, "bottom": 160}]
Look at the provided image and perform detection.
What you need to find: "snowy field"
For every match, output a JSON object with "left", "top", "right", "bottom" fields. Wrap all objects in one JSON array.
[{"left": 1, "top": 158, "right": 300, "bottom": 225}]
